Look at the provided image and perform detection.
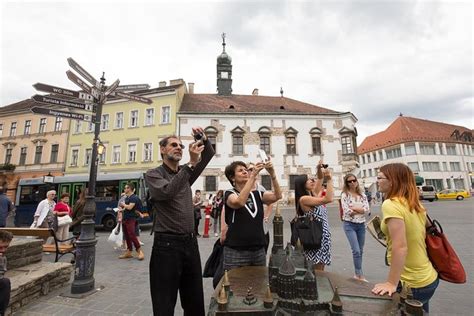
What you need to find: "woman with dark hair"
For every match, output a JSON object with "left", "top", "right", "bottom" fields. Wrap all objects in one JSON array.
[
  {"left": 294, "top": 163, "right": 333, "bottom": 271},
  {"left": 341, "top": 173, "right": 370, "bottom": 282},
  {"left": 212, "top": 190, "right": 224, "bottom": 237},
  {"left": 222, "top": 160, "right": 281, "bottom": 271},
  {"left": 71, "top": 188, "right": 87, "bottom": 237},
  {"left": 372, "top": 163, "right": 438, "bottom": 313}
]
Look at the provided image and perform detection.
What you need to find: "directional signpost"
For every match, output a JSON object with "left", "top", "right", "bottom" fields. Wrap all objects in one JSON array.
[
  {"left": 30, "top": 57, "right": 152, "bottom": 296},
  {"left": 115, "top": 83, "right": 150, "bottom": 91}
]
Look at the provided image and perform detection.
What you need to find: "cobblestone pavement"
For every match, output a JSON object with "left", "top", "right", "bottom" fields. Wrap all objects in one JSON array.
[{"left": 13, "top": 199, "right": 474, "bottom": 315}]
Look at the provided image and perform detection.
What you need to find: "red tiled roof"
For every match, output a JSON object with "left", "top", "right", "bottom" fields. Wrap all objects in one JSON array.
[
  {"left": 358, "top": 116, "right": 473, "bottom": 154},
  {"left": 179, "top": 94, "right": 343, "bottom": 115}
]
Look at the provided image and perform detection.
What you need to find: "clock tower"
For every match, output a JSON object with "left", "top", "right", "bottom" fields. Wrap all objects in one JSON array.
[{"left": 217, "top": 33, "right": 232, "bottom": 96}]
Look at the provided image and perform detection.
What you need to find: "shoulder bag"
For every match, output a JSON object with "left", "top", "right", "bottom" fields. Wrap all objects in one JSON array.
[
  {"left": 290, "top": 208, "right": 323, "bottom": 251},
  {"left": 425, "top": 214, "right": 466, "bottom": 283}
]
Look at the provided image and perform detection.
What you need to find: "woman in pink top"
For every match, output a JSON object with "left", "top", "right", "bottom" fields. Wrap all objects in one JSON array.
[{"left": 53, "top": 193, "right": 71, "bottom": 244}]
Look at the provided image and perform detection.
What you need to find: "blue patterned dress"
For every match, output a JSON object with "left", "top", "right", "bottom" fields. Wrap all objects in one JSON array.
[{"left": 304, "top": 205, "right": 331, "bottom": 265}]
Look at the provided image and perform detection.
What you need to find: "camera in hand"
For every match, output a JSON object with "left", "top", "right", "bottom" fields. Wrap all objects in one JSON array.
[
  {"left": 321, "top": 164, "right": 329, "bottom": 168},
  {"left": 194, "top": 133, "right": 203, "bottom": 141}
]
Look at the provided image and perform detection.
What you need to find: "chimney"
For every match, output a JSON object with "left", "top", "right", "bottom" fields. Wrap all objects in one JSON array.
[
  {"left": 159, "top": 81, "right": 167, "bottom": 87},
  {"left": 170, "top": 78, "right": 184, "bottom": 86},
  {"left": 188, "top": 83, "right": 195, "bottom": 94},
  {"left": 252, "top": 88, "right": 259, "bottom": 96}
]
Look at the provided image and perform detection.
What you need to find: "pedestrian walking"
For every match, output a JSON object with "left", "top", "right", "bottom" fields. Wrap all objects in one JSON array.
[
  {"left": 118, "top": 183, "right": 144, "bottom": 260},
  {"left": 211, "top": 190, "right": 224, "bottom": 237},
  {"left": 31, "top": 190, "right": 56, "bottom": 229},
  {"left": 145, "top": 127, "right": 214, "bottom": 316},
  {"left": 193, "top": 190, "right": 203, "bottom": 236},
  {"left": 71, "top": 188, "right": 87, "bottom": 237},
  {"left": 372, "top": 163, "right": 438, "bottom": 313},
  {"left": 293, "top": 162, "right": 334, "bottom": 271},
  {"left": 341, "top": 174, "right": 370, "bottom": 282},
  {"left": 0, "top": 185, "right": 13, "bottom": 228},
  {"left": 222, "top": 160, "right": 281, "bottom": 271}
]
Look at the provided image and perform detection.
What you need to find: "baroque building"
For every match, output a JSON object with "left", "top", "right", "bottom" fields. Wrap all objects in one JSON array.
[
  {"left": 178, "top": 36, "right": 358, "bottom": 202},
  {"left": 0, "top": 100, "right": 70, "bottom": 200},
  {"left": 358, "top": 115, "right": 474, "bottom": 192}
]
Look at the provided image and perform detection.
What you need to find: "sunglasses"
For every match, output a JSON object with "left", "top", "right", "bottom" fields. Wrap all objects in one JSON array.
[
  {"left": 347, "top": 179, "right": 357, "bottom": 184},
  {"left": 170, "top": 142, "right": 185, "bottom": 149}
]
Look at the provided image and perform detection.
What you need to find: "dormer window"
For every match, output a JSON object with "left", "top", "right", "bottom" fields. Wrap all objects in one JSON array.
[
  {"left": 229, "top": 105, "right": 235, "bottom": 109},
  {"left": 339, "top": 127, "right": 357, "bottom": 155},
  {"left": 285, "top": 127, "right": 298, "bottom": 155}
]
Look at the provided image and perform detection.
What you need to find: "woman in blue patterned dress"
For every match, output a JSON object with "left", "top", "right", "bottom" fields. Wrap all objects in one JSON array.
[{"left": 294, "top": 163, "right": 334, "bottom": 271}]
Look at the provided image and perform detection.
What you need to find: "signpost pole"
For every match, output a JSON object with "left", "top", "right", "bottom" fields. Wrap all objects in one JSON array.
[{"left": 70, "top": 73, "right": 106, "bottom": 295}]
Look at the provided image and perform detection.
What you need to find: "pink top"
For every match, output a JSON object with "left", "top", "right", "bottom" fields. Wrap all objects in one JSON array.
[{"left": 54, "top": 201, "right": 71, "bottom": 216}]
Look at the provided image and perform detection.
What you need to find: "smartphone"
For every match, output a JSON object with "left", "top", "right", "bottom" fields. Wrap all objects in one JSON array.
[{"left": 258, "top": 149, "right": 269, "bottom": 162}]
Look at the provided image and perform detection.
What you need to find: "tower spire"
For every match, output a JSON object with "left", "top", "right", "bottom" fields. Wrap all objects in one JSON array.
[{"left": 222, "top": 32, "right": 226, "bottom": 52}]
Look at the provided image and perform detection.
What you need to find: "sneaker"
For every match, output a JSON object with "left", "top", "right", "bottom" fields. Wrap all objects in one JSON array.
[{"left": 119, "top": 250, "right": 133, "bottom": 259}]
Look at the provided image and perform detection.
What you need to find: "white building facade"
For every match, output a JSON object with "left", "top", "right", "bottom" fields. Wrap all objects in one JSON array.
[{"left": 358, "top": 116, "right": 474, "bottom": 192}]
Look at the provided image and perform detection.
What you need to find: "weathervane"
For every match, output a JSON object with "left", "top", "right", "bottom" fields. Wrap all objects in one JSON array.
[{"left": 222, "top": 32, "right": 226, "bottom": 51}]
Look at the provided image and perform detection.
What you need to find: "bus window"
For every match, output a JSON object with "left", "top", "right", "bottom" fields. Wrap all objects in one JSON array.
[
  {"left": 95, "top": 180, "right": 119, "bottom": 202},
  {"left": 19, "top": 185, "right": 49, "bottom": 205}
]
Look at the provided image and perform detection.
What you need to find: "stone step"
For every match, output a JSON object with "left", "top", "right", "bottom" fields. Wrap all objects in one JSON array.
[
  {"left": 5, "top": 261, "right": 73, "bottom": 315},
  {"left": 5, "top": 238, "right": 43, "bottom": 269}
]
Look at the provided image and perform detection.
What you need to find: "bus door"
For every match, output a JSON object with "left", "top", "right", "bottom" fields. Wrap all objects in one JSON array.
[
  {"left": 71, "top": 183, "right": 85, "bottom": 205},
  {"left": 58, "top": 183, "right": 71, "bottom": 199}
]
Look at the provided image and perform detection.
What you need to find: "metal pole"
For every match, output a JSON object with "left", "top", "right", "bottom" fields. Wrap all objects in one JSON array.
[{"left": 70, "top": 73, "right": 106, "bottom": 294}]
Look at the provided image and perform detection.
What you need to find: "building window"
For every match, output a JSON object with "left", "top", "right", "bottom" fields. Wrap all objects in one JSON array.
[
  {"left": 39, "top": 118, "right": 47, "bottom": 133},
  {"left": 405, "top": 144, "right": 416, "bottom": 155},
  {"left": 115, "top": 112, "right": 124, "bottom": 129},
  {"left": 442, "top": 162, "right": 447, "bottom": 171},
  {"left": 54, "top": 117, "right": 62, "bottom": 132},
  {"left": 19, "top": 147, "right": 27, "bottom": 165},
  {"left": 289, "top": 174, "right": 304, "bottom": 190},
  {"left": 368, "top": 169, "right": 373, "bottom": 177},
  {"left": 309, "top": 128, "right": 322, "bottom": 155},
  {"left": 449, "top": 162, "right": 461, "bottom": 171},
  {"left": 407, "top": 162, "right": 419, "bottom": 172},
  {"left": 128, "top": 144, "right": 137, "bottom": 162},
  {"left": 143, "top": 143, "right": 153, "bottom": 162},
  {"left": 4, "top": 148, "right": 12, "bottom": 164},
  {"left": 454, "top": 178, "right": 464, "bottom": 189},
  {"left": 420, "top": 144, "right": 436, "bottom": 155},
  {"left": 378, "top": 151, "right": 383, "bottom": 161},
  {"left": 24, "top": 120, "right": 31, "bottom": 135},
  {"left": 161, "top": 106, "right": 170, "bottom": 124},
  {"left": 285, "top": 128, "right": 298, "bottom": 155},
  {"left": 426, "top": 179, "right": 443, "bottom": 191},
  {"left": 261, "top": 175, "right": 272, "bottom": 190},
  {"left": 422, "top": 162, "right": 440, "bottom": 172},
  {"left": 87, "top": 121, "right": 94, "bottom": 132},
  {"left": 71, "top": 149, "right": 79, "bottom": 166},
  {"left": 85, "top": 148, "right": 92, "bottom": 166},
  {"left": 101, "top": 114, "right": 109, "bottom": 130},
  {"left": 130, "top": 110, "right": 138, "bottom": 127},
  {"left": 205, "top": 176, "right": 217, "bottom": 192},
  {"left": 363, "top": 170, "right": 366, "bottom": 178},
  {"left": 9, "top": 122, "right": 17, "bottom": 137},
  {"left": 145, "top": 108, "right": 155, "bottom": 126},
  {"left": 367, "top": 154, "right": 371, "bottom": 163},
  {"left": 362, "top": 156, "right": 366, "bottom": 164},
  {"left": 231, "top": 127, "right": 245, "bottom": 155},
  {"left": 0, "top": 124, "right": 3, "bottom": 136},
  {"left": 341, "top": 136, "right": 354, "bottom": 154},
  {"left": 112, "top": 145, "right": 121, "bottom": 163},
  {"left": 98, "top": 146, "right": 106, "bottom": 164},
  {"left": 258, "top": 127, "right": 272, "bottom": 154},
  {"left": 446, "top": 145, "right": 457, "bottom": 155},
  {"left": 50, "top": 144, "right": 59, "bottom": 163},
  {"left": 74, "top": 120, "right": 82, "bottom": 134},
  {"left": 205, "top": 126, "right": 218, "bottom": 152},
  {"left": 34, "top": 145, "right": 43, "bottom": 164},
  {"left": 386, "top": 147, "right": 402, "bottom": 159}
]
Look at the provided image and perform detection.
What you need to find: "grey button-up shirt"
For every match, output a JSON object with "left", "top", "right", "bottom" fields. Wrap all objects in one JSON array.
[{"left": 145, "top": 141, "right": 214, "bottom": 234}]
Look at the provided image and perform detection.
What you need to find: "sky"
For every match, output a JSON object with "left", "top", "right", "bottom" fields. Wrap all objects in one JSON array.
[{"left": 0, "top": 0, "right": 472, "bottom": 143}]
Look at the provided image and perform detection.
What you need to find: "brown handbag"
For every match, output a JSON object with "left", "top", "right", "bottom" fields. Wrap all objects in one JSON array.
[{"left": 425, "top": 214, "right": 466, "bottom": 284}]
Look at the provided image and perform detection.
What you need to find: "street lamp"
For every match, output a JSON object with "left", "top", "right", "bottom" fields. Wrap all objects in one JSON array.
[{"left": 70, "top": 74, "right": 106, "bottom": 295}]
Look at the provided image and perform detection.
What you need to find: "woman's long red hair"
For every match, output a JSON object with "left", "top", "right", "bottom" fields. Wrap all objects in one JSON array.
[{"left": 380, "top": 163, "right": 424, "bottom": 213}]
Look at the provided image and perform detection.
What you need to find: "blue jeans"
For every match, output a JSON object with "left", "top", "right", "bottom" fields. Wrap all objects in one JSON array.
[
  {"left": 343, "top": 221, "right": 366, "bottom": 276},
  {"left": 397, "top": 277, "right": 439, "bottom": 313}
]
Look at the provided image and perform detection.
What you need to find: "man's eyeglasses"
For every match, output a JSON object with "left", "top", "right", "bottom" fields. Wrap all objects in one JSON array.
[
  {"left": 170, "top": 142, "right": 185, "bottom": 149},
  {"left": 347, "top": 179, "right": 357, "bottom": 184}
]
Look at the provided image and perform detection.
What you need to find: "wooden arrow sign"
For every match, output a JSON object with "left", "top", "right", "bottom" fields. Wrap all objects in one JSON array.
[
  {"left": 31, "top": 106, "right": 95, "bottom": 122},
  {"left": 32, "top": 95, "right": 95, "bottom": 112},
  {"left": 67, "top": 57, "right": 99, "bottom": 88},
  {"left": 33, "top": 83, "right": 95, "bottom": 102},
  {"left": 105, "top": 79, "right": 120, "bottom": 96},
  {"left": 116, "top": 84, "right": 150, "bottom": 91},
  {"left": 110, "top": 91, "right": 153, "bottom": 104}
]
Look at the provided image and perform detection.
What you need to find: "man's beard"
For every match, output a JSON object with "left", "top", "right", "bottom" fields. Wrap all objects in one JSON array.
[{"left": 166, "top": 153, "right": 182, "bottom": 162}]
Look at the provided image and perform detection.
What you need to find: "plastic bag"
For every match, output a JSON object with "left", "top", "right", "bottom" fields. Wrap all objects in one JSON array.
[{"left": 107, "top": 223, "right": 123, "bottom": 248}]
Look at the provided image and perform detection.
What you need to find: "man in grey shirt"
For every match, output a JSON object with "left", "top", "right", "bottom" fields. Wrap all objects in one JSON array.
[
  {"left": 145, "top": 127, "right": 214, "bottom": 316},
  {"left": 0, "top": 185, "right": 13, "bottom": 228}
]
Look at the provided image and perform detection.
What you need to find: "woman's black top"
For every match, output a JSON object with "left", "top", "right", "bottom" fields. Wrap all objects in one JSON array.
[{"left": 224, "top": 189, "right": 265, "bottom": 250}]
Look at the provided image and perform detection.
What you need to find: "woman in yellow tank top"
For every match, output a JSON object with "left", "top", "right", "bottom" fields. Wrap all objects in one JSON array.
[{"left": 372, "top": 163, "right": 438, "bottom": 313}]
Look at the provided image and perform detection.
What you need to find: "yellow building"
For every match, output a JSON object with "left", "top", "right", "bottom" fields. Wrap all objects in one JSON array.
[{"left": 65, "top": 80, "right": 188, "bottom": 175}]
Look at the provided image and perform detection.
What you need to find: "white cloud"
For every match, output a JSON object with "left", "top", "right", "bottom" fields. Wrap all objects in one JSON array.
[{"left": 1, "top": 0, "right": 472, "bottom": 143}]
